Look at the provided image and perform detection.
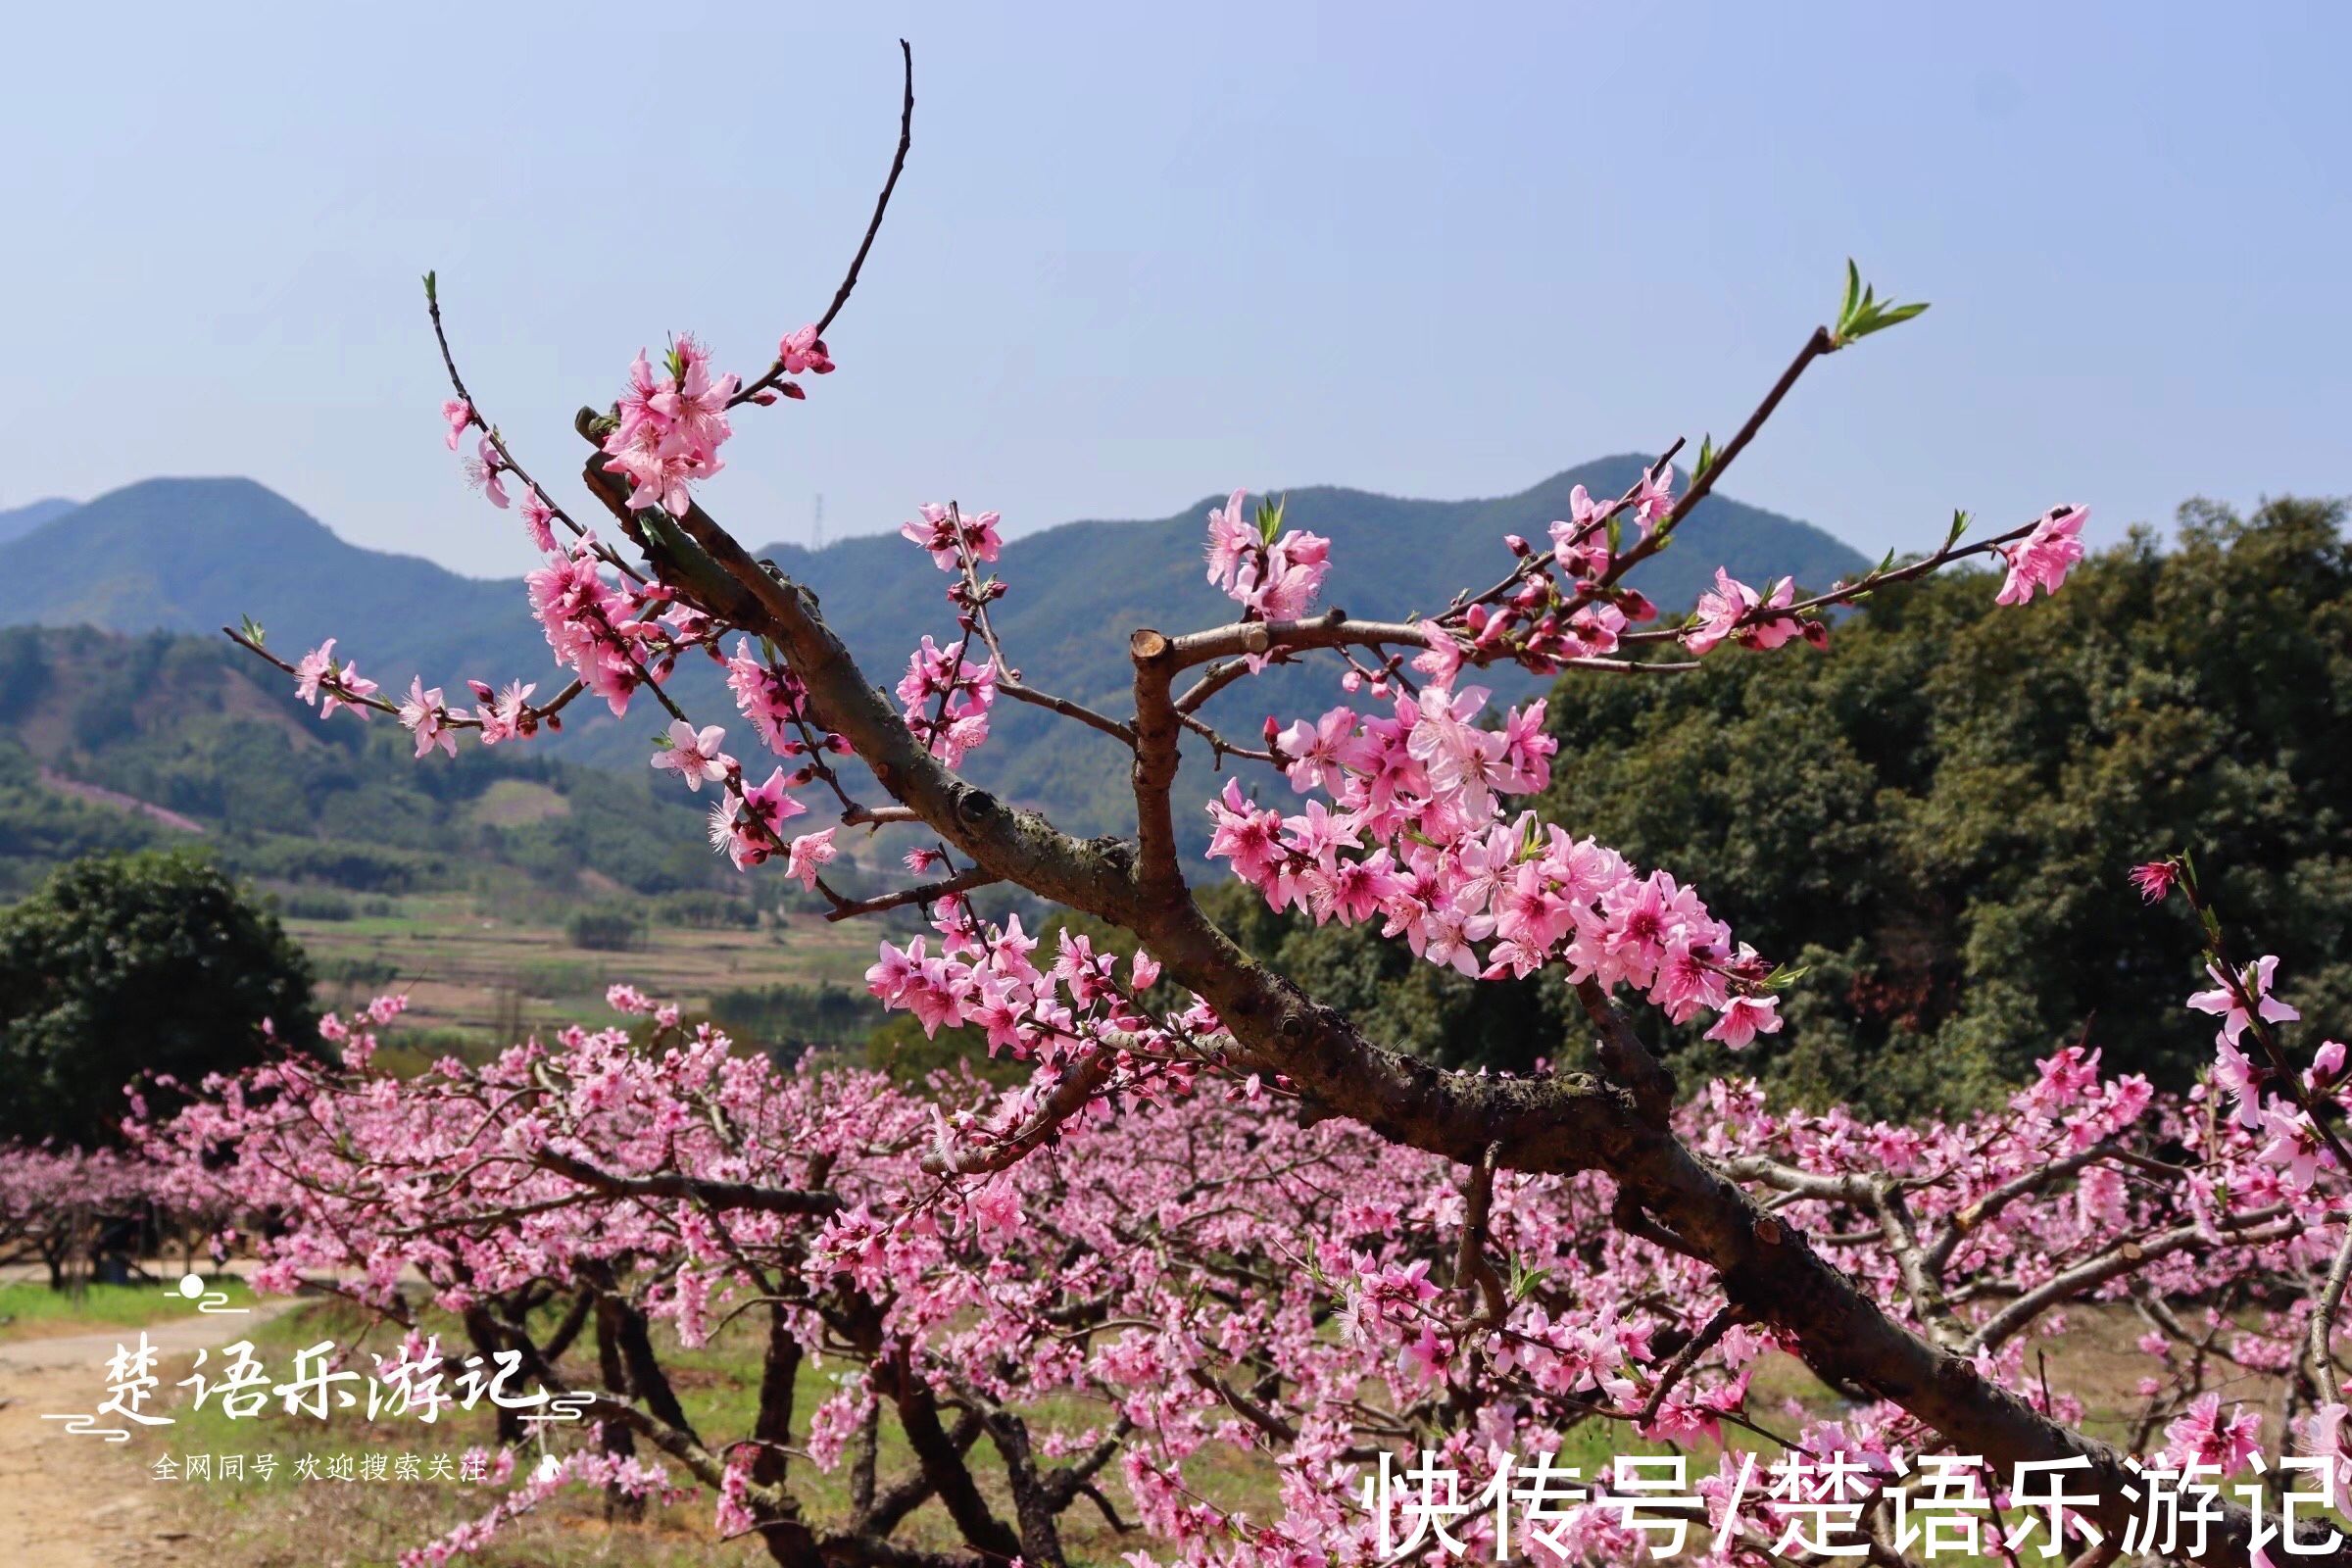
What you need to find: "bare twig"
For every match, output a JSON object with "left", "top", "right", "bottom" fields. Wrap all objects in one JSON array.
[
  {"left": 732, "top": 40, "right": 916, "bottom": 409},
  {"left": 816, "top": 864, "right": 1004, "bottom": 923}
]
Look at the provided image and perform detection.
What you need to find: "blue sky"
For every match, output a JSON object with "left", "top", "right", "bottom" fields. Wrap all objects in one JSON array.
[{"left": 3, "top": 2, "right": 2344, "bottom": 577}]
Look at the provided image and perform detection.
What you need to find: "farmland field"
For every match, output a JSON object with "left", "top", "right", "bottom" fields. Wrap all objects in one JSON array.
[{"left": 288, "top": 892, "right": 881, "bottom": 1051}]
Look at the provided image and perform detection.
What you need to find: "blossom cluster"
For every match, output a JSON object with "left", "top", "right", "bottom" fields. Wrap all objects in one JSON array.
[
  {"left": 117, "top": 976, "right": 2351, "bottom": 1568},
  {"left": 2189, "top": 953, "right": 2344, "bottom": 1192},
  {"left": 898, "top": 502, "right": 1004, "bottom": 573},
  {"left": 524, "top": 538, "right": 688, "bottom": 717},
  {"left": 1685, "top": 566, "right": 1821, "bottom": 655},
  {"left": 282, "top": 324, "right": 844, "bottom": 827},
  {"left": 1358, "top": 1446, "right": 2340, "bottom": 1563},
  {"left": 895, "top": 634, "right": 999, "bottom": 767},
  {"left": 598, "top": 338, "right": 740, "bottom": 518},
  {"left": 1205, "top": 490, "right": 1334, "bottom": 626},
  {"left": 1994, "top": 503, "right": 2090, "bottom": 606},
  {"left": 1214, "top": 684, "right": 1780, "bottom": 1045},
  {"left": 291, "top": 638, "right": 378, "bottom": 720},
  {"left": 1395, "top": 477, "right": 1675, "bottom": 682},
  {"left": 858, "top": 904, "right": 1212, "bottom": 1191}
]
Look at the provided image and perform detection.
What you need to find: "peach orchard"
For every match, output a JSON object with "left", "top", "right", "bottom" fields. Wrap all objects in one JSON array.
[{"left": 9, "top": 46, "right": 2351, "bottom": 1568}]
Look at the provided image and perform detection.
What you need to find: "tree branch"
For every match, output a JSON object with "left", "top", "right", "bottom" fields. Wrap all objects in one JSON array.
[
  {"left": 733, "top": 40, "right": 915, "bottom": 409},
  {"left": 533, "top": 1151, "right": 845, "bottom": 1217}
]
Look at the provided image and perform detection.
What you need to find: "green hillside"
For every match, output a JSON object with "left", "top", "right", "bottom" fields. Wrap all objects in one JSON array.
[
  {"left": 0, "top": 625, "right": 922, "bottom": 1052},
  {"left": 0, "top": 463, "right": 1864, "bottom": 843},
  {"left": 0, "top": 625, "right": 740, "bottom": 904},
  {"left": 0, "top": 477, "right": 528, "bottom": 684}
]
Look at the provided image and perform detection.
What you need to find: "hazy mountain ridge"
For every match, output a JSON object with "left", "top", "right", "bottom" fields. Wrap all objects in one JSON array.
[
  {"left": 0, "top": 477, "right": 525, "bottom": 679},
  {"left": 0, "top": 497, "right": 78, "bottom": 544},
  {"left": 0, "top": 464, "right": 1866, "bottom": 837}
]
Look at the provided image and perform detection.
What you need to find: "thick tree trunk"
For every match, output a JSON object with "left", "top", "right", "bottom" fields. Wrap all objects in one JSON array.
[{"left": 590, "top": 1296, "right": 645, "bottom": 1522}]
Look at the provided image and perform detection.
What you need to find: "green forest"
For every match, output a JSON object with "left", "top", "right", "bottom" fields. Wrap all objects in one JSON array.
[{"left": 1220, "top": 496, "right": 2352, "bottom": 1115}]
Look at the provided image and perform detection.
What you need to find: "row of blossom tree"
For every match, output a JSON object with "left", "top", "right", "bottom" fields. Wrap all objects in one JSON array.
[
  {"left": 16, "top": 45, "right": 2347, "bottom": 1568},
  {"left": 102, "top": 934, "right": 2346, "bottom": 1568},
  {"left": 0, "top": 1144, "right": 159, "bottom": 1290}
]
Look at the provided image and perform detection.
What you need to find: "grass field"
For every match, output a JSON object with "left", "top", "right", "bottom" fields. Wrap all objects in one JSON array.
[
  {"left": 289, "top": 892, "right": 880, "bottom": 1053},
  {"left": 0, "top": 1275, "right": 256, "bottom": 1342}
]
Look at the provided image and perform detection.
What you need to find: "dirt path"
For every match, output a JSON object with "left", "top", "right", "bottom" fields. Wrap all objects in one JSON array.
[{"left": 0, "top": 1304, "right": 294, "bottom": 1567}]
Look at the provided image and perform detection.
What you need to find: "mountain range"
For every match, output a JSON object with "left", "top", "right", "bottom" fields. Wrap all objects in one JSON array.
[
  {"left": 0, "top": 498, "right": 79, "bottom": 544},
  {"left": 0, "top": 463, "right": 1865, "bottom": 838}
]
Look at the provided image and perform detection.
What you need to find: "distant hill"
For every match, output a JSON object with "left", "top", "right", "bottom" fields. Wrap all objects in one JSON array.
[
  {"left": 0, "top": 464, "right": 1866, "bottom": 841},
  {"left": 0, "top": 625, "right": 731, "bottom": 904},
  {"left": 0, "top": 476, "right": 528, "bottom": 680},
  {"left": 0, "top": 497, "right": 77, "bottom": 545}
]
